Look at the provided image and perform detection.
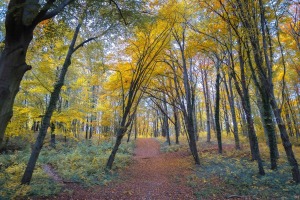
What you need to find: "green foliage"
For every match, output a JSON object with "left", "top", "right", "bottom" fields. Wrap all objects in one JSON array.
[
  {"left": 0, "top": 151, "right": 61, "bottom": 199},
  {"left": 0, "top": 139, "right": 135, "bottom": 199},
  {"left": 160, "top": 143, "right": 183, "bottom": 153},
  {"left": 195, "top": 150, "right": 300, "bottom": 199},
  {"left": 157, "top": 137, "right": 186, "bottom": 153}
]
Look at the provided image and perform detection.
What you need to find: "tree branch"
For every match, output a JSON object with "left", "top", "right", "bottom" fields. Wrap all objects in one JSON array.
[
  {"left": 34, "top": 0, "right": 75, "bottom": 24},
  {"left": 110, "top": 0, "right": 128, "bottom": 25}
]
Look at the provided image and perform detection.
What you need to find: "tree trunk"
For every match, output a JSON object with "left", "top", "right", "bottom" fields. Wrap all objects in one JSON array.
[
  {"left": 222, "top": 97, "right": 230, "bottom": 135},
  {"left": 106, "top": 130, "right": 125, "bottom": 170},
  {"left": 270, "top": 97, "right": 300, "bottom": 183},
  {"left": 232, "top": 39, "right": 265, "bottom": 175},
  {"left": 173, "top": 104, "right": 180, "bottom": 144},
  {"left": 0, "top": 32, "right": 33, "bottom": 151},
  {"left": 134, "top": 117, "right": 138, "bottom": 140},
  {"left": 50, "top": 122, "right": 56, "bottom": 148},
  {"left": 21, "top": 23, "right": 82, "bottom": 184},
  {"left": 215, "top": 64, "right": 222, "bottom": 154},
  {"left": 224, "top": 72, "right": 240, "bottom": 149},
  {"left": 127, "top": 117, "right": 134, "bottom": 143},
  {"left": 89, "top": 117, "right": 93, "bottom": 139},
  {"left": 162, "top": 95, "right": 171, "bottom": 145},
  {"left": 201, "top": 69, "right": 211, "bottom": 142},
  {"left": 0, "top": 0, "right": 74, "bottom": 151}
]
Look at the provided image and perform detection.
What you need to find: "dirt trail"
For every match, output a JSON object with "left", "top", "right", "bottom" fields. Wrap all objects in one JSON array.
[{"left": 57, "top": 138, "right": 196, "bottom": 199}]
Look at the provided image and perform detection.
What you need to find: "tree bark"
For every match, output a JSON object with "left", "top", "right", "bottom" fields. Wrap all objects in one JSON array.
[
  {"left": 215, "top": 63, "right": 222, "bottom": 154},
  {"left": 0, "top": 0, "right": 74, "bottom": 150},
  {"left": 201, "top": 69, "right": 211, "bottom": 142},
  {"left": 270, "top": 97, "right": 300, "bottom": 183},
  {"left": 223, "top": 72, "right": 240, "bottom": 149},
  {"left": 21, "top": 23, "right": 82, "bottom": 184},
  {"left": 173, "top": 104, "right": 180, "bottom": 144}
]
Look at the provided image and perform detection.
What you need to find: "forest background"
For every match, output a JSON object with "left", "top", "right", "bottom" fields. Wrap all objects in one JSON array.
[{"left": 0, "top": 0, "right": 300, "bottom": 199}]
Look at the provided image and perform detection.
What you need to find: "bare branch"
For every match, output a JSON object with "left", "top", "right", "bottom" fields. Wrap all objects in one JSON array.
[
  {"left": 110, "top": 0, "right": 128, "bottom": 25},
  {"left": 34, "top": 0, "right": 75, "bottom": 24}
]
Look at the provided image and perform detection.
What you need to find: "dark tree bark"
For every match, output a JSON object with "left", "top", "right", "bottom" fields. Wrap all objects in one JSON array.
[
  {"left": 223, "top": 71, "right": 240, "bottom": 149},
  {"left": 89, "top": 117, "right": 93, "bottom": 139},
  {"left": 162, "top": 94, "right": 170, "bottom": 145},
  {"left": 231, "top": 39, "right": 265, "bottom": 175},
  {"left": 222, "top": 97, "right": 230, "bottom": 136},
  {"left": 215, "top": 62, "right": 222, "bottom": 154},
  {"left": 50, "top": 122, "right": 56, "bottom": 148},
  {"left": 201, "top": 69, "right": 211, "bottom": 142},
  {"left": 127, "top": 115, "right": 135, "bottom": 143},
  {"left": 134, "top": 116, "right": 138, "bottom": 140},
  {"left": 0, "top": 0, "right": 74, "bottom": 151},
  {"left": 172, "top": 26, "right": 200, "bottom": 165},
  {"left": 270, "top": 97, "right": 300, "bottom": 183},
  {"left": 173, "top": 104, "right": 180, "bottom": 144},
  {"left": 85, "top": 117, "right": 89, "bottom": 140},
  {"left": 21, "top": 22, "right": 82, "bottom": 184}
]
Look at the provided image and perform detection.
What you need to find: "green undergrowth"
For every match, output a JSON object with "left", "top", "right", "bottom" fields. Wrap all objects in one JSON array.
[
  {"left": 157, "top": 137, "right": 188, "bottom": 153},
  {"left": 0, "top": 139, "right": 135, "bottom": 199},
  {"left": 194, "top": 146, "right": 300, "bottom": 199},
  {"left": 160, "top": 134, "right": 300, "bottom": 198}
]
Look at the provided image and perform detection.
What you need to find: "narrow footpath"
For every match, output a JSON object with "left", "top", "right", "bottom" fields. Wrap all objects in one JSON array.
[{"left": 57, "top": 138, "right": 196, "bottom": 199}]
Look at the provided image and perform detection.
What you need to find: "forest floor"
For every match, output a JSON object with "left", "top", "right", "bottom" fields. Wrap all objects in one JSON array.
[
  {"left": 32, "top": 137, "right": 300, "bottom": 200},
  {"left": 54, "top": 138, "right": 197, "bottom": 200}
]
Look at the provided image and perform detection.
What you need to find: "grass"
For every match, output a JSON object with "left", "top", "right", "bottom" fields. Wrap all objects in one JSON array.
[{"left": 0, "top": 137, "right": 135, "bottom": 199}]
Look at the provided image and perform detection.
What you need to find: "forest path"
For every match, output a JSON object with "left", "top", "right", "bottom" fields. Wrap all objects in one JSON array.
[{"left": 58, "top": 138, "right": 196, "bottom": 199}]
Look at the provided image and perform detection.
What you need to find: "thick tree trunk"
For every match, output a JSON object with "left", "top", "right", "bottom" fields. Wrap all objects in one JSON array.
[
  {"left": 0, "top": 38, "right": 32, "bottom": 151},
  {"left": 0, "top": 0, "right": 74, "bottom": 151}
]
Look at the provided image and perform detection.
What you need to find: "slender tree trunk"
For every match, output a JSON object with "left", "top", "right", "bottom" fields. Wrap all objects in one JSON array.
[
  {"left": 201, "top": 69, "right": 211, "bottom": 142},
  {"left": 224, "top": 72, "right": 240, "bottom": 149},
  {"left": 173, "top": 104, "right": 180, "bottom": 144},
  {"left": 21, "top": 23, "right": 82, "bottom": 184},
  {"left": 223, "top": 102, "right": 230, "bottom": 136},
  {"left": 106, "top": 129, "right": 125, "bottom": 169},
  {"left": 215, "top": 63, "right": 222, "bottom": 154},
  {"left": 127, "top": 120, "right": 134, "bottom": 143},
  {"left": 162, "top": 95, "right": 171, "bottom": 145},
  {"left": 232, "top": 40, "right": 265, "bottom": 175},
  {"left": 134, "top": 117, "right": 138, "bottom": 140},
  {"left": 85, "top": 117, "right": 89, "bottom": 140},
  {"left": 270, "top": 97, "right": 300, "bottom": 183},
  {"left": 286, "top": 96, "right": 300, "bottom": 138},
  {"left": 89, "top": 117, "right": 93, "bottom": 139},
  {"left": 50, "top": 122, "right": 56, "bottom": 148}
]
